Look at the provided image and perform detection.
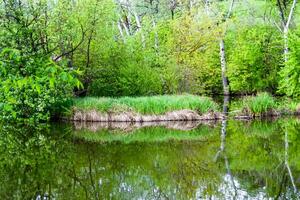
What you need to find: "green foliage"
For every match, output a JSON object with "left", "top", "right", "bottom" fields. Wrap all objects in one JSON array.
[
  {"left": 86, "top": 43, "right": 163, "bottom": 96},
  {"left": 0, "top": 49, "right": 81, "bottom": 121},
  {"left": 227, "top": 26, "right": 282, "bottom": 93},
  {"left": 73, "top": 95, "right": 218, "bottom": 114},
  {"left": 165, "top": 14, "right": 223, "bottom": 94}
]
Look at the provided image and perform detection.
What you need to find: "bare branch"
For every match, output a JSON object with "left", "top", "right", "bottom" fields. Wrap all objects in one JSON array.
[
  {"left": 54, "top": 23, "right": 86, "bottom": 62},
  {"left": 286, "top": 0, "right": 297, "bottom": 28}
]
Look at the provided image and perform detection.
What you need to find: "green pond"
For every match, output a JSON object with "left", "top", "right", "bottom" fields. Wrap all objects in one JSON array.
[{"left": 0, "top": 118, "right": 300, "bottom": 199}]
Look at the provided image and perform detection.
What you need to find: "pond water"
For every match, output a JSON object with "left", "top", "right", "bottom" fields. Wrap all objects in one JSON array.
[{"left": 0, "top": 118, "right": 300, "bottom": 199}]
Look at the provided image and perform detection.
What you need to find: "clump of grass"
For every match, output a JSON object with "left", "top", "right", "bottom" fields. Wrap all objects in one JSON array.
[
  {"left": 240, "top": 92, "right": 276, "bottom": 116},
  {"left": 72, "top": 95, "right": 218, "bottom": 115}
]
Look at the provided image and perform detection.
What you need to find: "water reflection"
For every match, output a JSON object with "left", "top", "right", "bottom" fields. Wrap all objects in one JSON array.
[
  {"left": 73, "top": 120, "right": 217, "bottom": 132},
  {"left": 0, "top": 118, "right": 299, "bottom": 199}
]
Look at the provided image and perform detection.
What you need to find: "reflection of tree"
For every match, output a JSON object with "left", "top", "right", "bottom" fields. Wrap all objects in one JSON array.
[
  {"left": 225, "top": 118, "right": 300, "bottom": 199},
  {"left": 1, "top": 118, "right": 300, "bottom": 199},
  {"left": 284, "top": 127, "right": 299, "bottom": 199},
  {"left": 0, "top": 123, "right": 75, "bottom": 199},
  {"left": 214, "top": 96, "right": 238, "bottom": 199}
]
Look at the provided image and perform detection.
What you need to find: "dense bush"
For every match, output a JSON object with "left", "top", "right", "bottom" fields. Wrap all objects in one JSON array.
[
  {"left": 0, "top": 49, "right": 81, "bottom": 121},
  {"left": 85, "top": 43, "right": 163, "bottom": 96},
  {"left": 227, "top": 26, "right": 282, "bottom": 94}
]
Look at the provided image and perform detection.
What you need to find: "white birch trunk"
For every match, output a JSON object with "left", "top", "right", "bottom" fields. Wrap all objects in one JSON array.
[
  {"left": 117, "top": 20, "right": 125, "bottom": 42},
  {"left": 152, "top": 17, "right": 159, "bottom": 50},
  {"left": 220, "top": 39, "right": 229, "bottom": 96},
  {"left": 133, "top": 12, "right": 145, "bottom": 47},
  {"left": 283, "top": 27, "right": 289, "bottom": 64},
  {"left": 205, "top": 0, "right": 210, "bottom": 15},
  {"left": 282, "top": 0, "right": 297, "bottom": 65}
]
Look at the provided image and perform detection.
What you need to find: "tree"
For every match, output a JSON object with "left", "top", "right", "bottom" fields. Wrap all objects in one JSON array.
[
  {"left": 274, "top": 0, "right": 300, "bottom": 96},
  {"left": 204, "top": 0, "right": 235, "bottom": 95}
]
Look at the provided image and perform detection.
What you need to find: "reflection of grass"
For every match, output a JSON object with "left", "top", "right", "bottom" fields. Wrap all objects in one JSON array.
[
  {"left": 72, "top": 95, "right": 218, "bottom": 115},
  {"left": 74, "top": 125, "right": 219, "bottom": 143}
]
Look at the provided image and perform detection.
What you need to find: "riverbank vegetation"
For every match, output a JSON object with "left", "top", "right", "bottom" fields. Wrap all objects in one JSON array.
[{"left": 1, "top": 0, "right": 300, "bottom": 121}]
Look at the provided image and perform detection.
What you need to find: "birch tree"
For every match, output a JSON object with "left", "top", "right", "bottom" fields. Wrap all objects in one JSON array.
[
  {"left": 205, "top": 0, "right": 235, "bottom": 96},
  {"left": 273, "top": 0, "right": 299, "bottom": 96},
  {"left": 219, "top": 0, "right": 235, "bottom": 96},
  {"left": 275, "top": 0, "right": 297, "bottom": 63}
]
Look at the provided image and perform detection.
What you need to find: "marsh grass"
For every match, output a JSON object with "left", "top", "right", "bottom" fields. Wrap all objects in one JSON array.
[{"left": 72, "top": 95, "right": 218, "bottom": 115}]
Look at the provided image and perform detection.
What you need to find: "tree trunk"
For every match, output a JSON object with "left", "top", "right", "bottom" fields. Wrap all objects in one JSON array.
[{"left": 219, "top": 39, "right": 229, "bottom": 96}]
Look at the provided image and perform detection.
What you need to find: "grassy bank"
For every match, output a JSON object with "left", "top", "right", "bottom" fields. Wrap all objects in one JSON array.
[{"left": 72, "top": 95, "right": 218, "bottom": 115}]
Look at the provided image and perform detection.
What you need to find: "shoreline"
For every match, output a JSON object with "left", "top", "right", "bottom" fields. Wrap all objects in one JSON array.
[{"left": 69, "top": 109, "right": 223, "bottom": 122}]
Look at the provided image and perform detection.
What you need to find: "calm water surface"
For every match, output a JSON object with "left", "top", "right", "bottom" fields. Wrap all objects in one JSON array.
[{"left": 0, "top": 118, "right": 300, "bottom": 199}]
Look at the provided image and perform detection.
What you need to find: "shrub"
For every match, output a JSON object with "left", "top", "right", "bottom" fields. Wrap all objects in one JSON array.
[{"left": 0, "top": 49, "right": 81, "bottom": 122}]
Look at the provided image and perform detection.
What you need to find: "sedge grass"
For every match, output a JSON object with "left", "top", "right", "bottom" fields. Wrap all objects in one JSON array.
[
  {"left": 72, "top": 95, "right": 218, "bottom": 115},
  {"left": 230, "top": 93, "right": 276, "bottom": 116}
]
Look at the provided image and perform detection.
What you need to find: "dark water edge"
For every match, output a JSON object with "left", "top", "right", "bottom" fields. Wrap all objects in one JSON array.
[{"left": 0, "top": 117, "right": 300, "bottom": 199}]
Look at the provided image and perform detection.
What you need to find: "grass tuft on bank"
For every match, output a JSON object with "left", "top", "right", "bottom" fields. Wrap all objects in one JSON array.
[
  {"left": 72, "top": 95, "right": 218, "bottom": 115},
  {"left": 231, "top": 92, "right": 300, "bottom": 116},
  {"left": 242, "top": 92, "right": 276, "bottom": 115}
]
